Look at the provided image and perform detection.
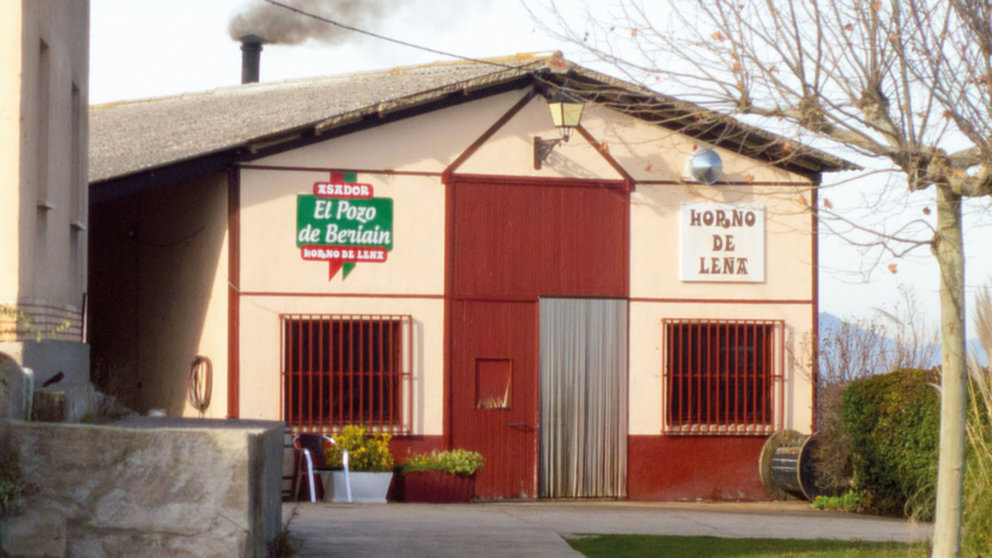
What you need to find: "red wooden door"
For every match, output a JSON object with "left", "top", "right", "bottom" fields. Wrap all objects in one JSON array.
[
  {"left": 450, "top": 300, "right": 538, "bottom": 499},
  {"left": 447, "top": 177, "right": 628, "bottom": 499}
]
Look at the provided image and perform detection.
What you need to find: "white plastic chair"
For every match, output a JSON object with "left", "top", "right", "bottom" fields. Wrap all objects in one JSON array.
[{"left": 293, "top": 434, "right": 352, "bottom": 503}]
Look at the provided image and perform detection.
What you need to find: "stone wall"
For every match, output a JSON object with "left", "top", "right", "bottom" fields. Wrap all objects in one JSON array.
[
  {"left": 0, "top": 418, "right": 282, "bottom": 558},
  {"left": 0, "top": 341, "right": 91, "bottom": 422},
  {"left": 0, "top": 353, "right": 29, "bottom": 420}
]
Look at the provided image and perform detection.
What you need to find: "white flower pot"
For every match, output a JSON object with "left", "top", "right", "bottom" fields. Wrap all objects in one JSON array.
[{"left": 326, "top": 470, "right": 393, "bottom": 503}]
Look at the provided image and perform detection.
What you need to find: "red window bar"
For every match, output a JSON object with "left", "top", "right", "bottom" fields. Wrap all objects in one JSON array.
[
  {"left": 661, "top": 319, "right": 784, "bottom": 435},
  {"left": 280, "top": 314, "right": 413, "bottom": 435}
]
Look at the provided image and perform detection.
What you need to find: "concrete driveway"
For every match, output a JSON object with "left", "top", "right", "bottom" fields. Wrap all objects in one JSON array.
[{"left": 282, "top": 501, "right": 932, "bottom": 558}]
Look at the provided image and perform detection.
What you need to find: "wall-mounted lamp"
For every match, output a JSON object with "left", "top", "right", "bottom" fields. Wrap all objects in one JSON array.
[{"left": 534, "top": 88, "right": 585, "bottom": 169}]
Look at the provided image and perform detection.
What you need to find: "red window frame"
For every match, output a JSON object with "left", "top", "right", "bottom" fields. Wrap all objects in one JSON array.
[
  {"left": 280, "top": 313, "right": 412, "bottom": 434},
  {"left": 662, "top": 319, "right": 784, "bottom": 435}
]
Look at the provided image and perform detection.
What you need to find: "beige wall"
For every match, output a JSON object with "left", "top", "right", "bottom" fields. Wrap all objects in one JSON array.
[
  {"left": 0, "top": 2, "right": 24, "bottom": 306},
  {"left": 239, "top": 170, "right": 445, "bottom": 295},
  {"left": 88, "top": 173, "right": 229, "bottom": 418},
  {"left": 630, "top": 184, "right": 814, "bottom": 300},
  {"left": 1, "top": 0, "right": 88, "bottom": 341},
  {"left": 262, "top": 90, "right": 530, "bottom": 174},
  {"left": 227, "top": 88, "right": 818, "bottom": 438},
  {"left": 238, "top": 297, "right": 445, "bottom": 433},
  {"left": 628, "top": 302, "right": 815, "bottom": 435}
]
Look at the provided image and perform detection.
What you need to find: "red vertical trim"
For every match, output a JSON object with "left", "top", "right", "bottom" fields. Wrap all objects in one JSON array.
[
  {"left": 297, "top": 319, "right": 304, "bottom": 427},
  {"left": 405, "top": 316, "right": 413, "bottom": 433},
  {"left": 810, "top": 178, "right": 820, "bottom": 431},
  {"left": 674, "top": 324, "right": 680, "bottom": 427},
  {"left": 442, "top": 177, "right": 455, "bottom": 449},
  {"left": 731, "top": 323, "right": 737, "bottom": 424},
  {"left": 356, "top": 319, "right": 364, "bottom": 423},
  {"left": 319, "top": 318, "right": 326, "bottom": 430},
  {"left": 335, "top": 317, "right": 342, "bottom": 426},
  {"left": 377, "top": 317, "right": 385, "bottom": 430},
  {"left": 778, "top": 322, "right": 786, "bottom": 430},
  {"left": 346, "top": 319, "right": 354, "bottom": 421},
  {"left": 694, "top": 322, "right": 701, "bottom": 424},
  {"left": 531, "top": 299, "right": 541, "bottom": 494},
  {"left": 280, "top": 317, "right": 286, "bottom": 425},
  {"left": 227, "top": 167, "right": 241, "bottom": 418},
  {"left": 720, "top": 322, "right": 727, "bottom": 425}
]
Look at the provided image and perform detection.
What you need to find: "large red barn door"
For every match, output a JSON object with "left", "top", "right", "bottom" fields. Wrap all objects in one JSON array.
[{"left": 447, "top": 176, "right": 628, "bottom": 499}]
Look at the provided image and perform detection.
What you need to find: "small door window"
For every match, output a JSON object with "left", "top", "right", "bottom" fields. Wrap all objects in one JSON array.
[{"left": 475, "top": 358, "right": 512, "bottom": 410}]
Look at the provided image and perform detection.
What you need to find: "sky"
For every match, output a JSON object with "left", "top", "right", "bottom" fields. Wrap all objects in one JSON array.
[{"left": 89, "top": 0, "right": 992, "bottom": 332}]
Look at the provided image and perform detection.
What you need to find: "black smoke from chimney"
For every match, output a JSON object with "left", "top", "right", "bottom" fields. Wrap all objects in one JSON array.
[
  {"left": 229, "top": 0, "right": 397, "bottom": 46},
  {"left": 240, "top": 34, "right": 266, "bottom": 84}
]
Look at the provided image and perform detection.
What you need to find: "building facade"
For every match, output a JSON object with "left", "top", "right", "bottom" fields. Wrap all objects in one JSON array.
[
  {"left": 89, "top": 54, "right": 853, "bottom": 500},
  {"left": 1, "top": 0, "right": 89, "bottom": 409}
]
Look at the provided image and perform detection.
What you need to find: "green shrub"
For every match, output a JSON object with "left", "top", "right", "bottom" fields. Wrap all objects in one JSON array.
[
  {"left": 812, "top": 491, "right": 861, "bottom": 512},
  {"left": 402, "top": 449, "right": 485, "bottom": 476},
  {"left": 841, "top": 368, "right": 939, "bottom": 520},
  {"left": 325, "top": 425, "right": 394, "bottom": 472}
]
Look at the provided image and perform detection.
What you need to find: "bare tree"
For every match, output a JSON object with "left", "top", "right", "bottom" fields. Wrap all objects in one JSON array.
[
  {"left": 820, "top": 285, "right": 938, "bottom": 385},
  {"left": 538, "top": 1, "right": 989, "bottom": 554}
]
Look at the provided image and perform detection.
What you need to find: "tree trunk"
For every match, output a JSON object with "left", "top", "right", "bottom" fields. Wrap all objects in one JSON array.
[{"left": 932, "top": 184, "right": 967, "bottom": 558}]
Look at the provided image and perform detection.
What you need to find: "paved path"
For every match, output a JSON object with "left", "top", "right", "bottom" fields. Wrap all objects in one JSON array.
[{"left": 283, "top": 501, "right": 932, "bottom": 558}]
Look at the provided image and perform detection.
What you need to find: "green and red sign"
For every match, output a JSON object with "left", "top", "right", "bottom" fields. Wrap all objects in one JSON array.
[{"left": 296, "top": 173, "right": 393, "bottom": 280}]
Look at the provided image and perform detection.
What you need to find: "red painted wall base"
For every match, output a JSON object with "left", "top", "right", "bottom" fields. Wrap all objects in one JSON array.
[
  {"left": 627, "top": 435, "right": 769, "bottom": 501},
  {"left": 394, "top": 435, "right": 769, "bottom": 501}
]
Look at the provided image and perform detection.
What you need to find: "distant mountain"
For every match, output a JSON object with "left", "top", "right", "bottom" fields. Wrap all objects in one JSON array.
[
  {"left": 818, "top": 312, "right": 846, "bottom": 338},
  {"left": 818, "top": 312, "right": 987, "bottom": 368}
]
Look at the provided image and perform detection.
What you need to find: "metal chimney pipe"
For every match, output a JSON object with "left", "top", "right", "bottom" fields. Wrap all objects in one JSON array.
[{"left": 240, "top": 34, "right": 265, "bottom": 84}]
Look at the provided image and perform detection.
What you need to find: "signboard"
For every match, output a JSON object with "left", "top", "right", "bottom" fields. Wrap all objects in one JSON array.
[
  {"left": 296, "top": 174, "right": 393, "bottom": 280},
  {"left": 680, "top": 203, "right": 765, "bottom": 283}
]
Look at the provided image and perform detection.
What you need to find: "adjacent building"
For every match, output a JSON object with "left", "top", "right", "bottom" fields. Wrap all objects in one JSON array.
[
  {"left": 1, "top": 0, "right": 89, "bottom": 414},
  {"left": 89, "top": 52, "right": 854, "bottom": 500}
]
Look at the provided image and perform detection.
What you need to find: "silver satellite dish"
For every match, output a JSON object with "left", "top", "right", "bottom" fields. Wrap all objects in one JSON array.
[{"left": 686, "top": 149, "right": 723, "bottom": 184}]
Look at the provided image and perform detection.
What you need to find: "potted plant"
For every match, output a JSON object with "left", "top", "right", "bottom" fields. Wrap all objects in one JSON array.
[
  {"left": 398, "top": 449, "right": 484, "bottom": 503},
  {"left": 324, "top": 425, "right": 395, "bottom": 503}
]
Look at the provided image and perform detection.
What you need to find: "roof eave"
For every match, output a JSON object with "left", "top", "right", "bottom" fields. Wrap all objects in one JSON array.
[{"left": 541, "top": 65, "right": 861, "bottom": 176}]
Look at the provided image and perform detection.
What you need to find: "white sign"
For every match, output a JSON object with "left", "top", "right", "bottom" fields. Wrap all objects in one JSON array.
[{"left": 680, "top": 203, "right": 765, "bottom": 283}]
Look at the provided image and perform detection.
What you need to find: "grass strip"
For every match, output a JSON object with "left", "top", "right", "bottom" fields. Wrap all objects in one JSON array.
[{"left": 565, "top": 534, "right": 927, "bottom": 558}]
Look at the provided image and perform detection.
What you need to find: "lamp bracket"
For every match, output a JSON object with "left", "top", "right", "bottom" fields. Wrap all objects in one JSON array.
[{"left": 533, "top": 136, "right": 564, "bottom": 169}]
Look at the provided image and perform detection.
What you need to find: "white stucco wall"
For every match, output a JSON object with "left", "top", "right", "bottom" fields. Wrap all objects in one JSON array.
[
  {"left": 628, "top": 302, "right": 815, "bottom": 435},
  {"left": 239, "top": 170, "right": 445, "bottom": 295},
  {"left": 227, "top": 86, "right": 817, "bottom": 437},
  {"left": 0, "top": 2, "right": 24, "bottom": 305}
]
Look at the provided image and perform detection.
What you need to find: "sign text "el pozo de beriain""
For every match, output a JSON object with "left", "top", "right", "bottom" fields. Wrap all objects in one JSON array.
[
  {"left": 680, "top": 203, "right": 765, "bottom": 283},
  {"left": 296, "top": 179, "right": 393, "bottom": 280}
]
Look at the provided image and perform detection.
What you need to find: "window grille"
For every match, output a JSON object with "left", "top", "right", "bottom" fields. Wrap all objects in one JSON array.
[
  {"left": 662, "top": 319, "right": 784, "bottom": 435},
  {"left": 281, "top": 314, "right": 412, "bottom": 434}
]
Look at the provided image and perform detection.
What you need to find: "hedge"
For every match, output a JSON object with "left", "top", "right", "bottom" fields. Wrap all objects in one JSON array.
[{"left": 841, "top": 368, "right": 939, "bottom": 519}]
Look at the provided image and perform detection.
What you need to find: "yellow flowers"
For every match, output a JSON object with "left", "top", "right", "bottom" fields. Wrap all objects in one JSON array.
[{"left": 326, "top": 425, "right": 394, "bottom": 472}]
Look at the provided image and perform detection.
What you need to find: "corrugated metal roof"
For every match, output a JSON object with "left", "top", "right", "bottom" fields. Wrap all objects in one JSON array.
[{"left": 89, "top": 52, "right": 856, "bottom": 184}]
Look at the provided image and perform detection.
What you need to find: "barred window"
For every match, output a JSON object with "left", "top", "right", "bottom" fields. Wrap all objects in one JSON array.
[
  {"left": 662, "top": 319, "right": 782, "bottom": 435},
  {"left": 281, "top": 314, "right": 411, "bottom": 434}
]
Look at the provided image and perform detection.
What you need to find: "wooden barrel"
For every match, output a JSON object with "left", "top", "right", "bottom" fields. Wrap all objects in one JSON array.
[{"left": 758, "top": 430, "right": 818, "bottom": 501}]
